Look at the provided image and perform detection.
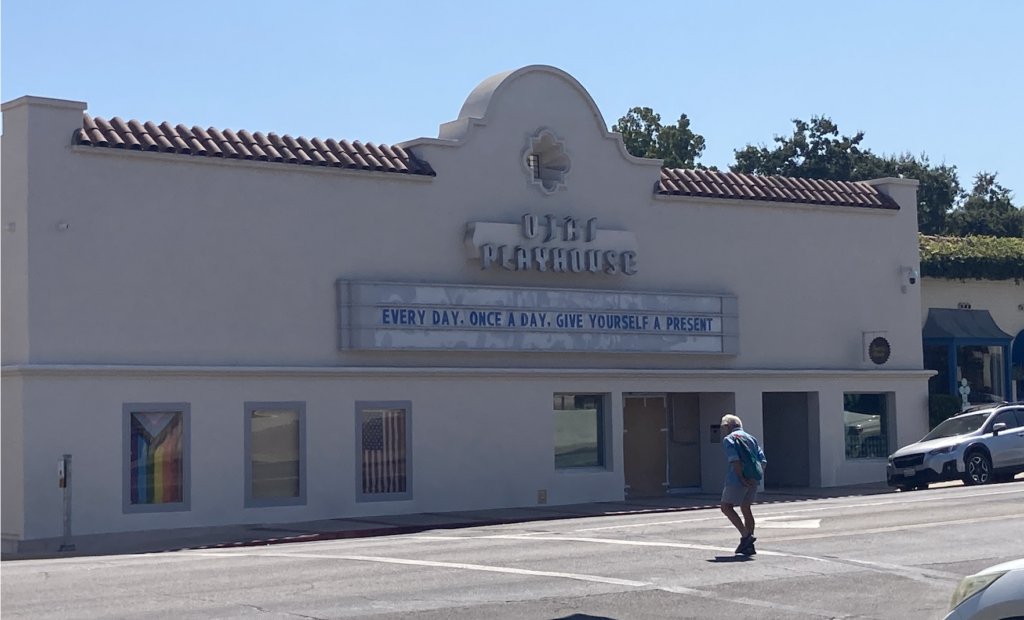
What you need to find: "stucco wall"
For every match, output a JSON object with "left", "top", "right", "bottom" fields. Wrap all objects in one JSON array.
[
  {"left": 1, "top": 376, "right": 25, "bottom": 543},
  {"left": 1, "top": 102, "right": 31, "bottom": 365},
  {"left": 4, "top": 67, "right": 923, "bottom": 372},
  {"left": 10, "top": 368, "right": 926, "bottom": 540}
]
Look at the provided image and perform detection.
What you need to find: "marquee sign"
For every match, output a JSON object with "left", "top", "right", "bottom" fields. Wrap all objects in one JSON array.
[{"left": 337, "top": 280, "right": 738, "bottom": 354}]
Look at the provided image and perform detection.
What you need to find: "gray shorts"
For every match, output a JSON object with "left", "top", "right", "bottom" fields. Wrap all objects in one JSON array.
[{"left": 721, "top": 484, "right": 757, "bottom": 506}]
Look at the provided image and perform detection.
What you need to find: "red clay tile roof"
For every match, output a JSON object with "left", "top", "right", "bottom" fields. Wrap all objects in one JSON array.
[
  {"left": 74, "top": 114, "right": 435, "bottom": 176},
  {"left": 658, "top": 168, "right": 899, "bottom": 209}
]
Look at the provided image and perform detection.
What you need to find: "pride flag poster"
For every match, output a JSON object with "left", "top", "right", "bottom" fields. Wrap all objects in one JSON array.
[{"left": 129, "top": 411, "right": 183, "bottom": 504}]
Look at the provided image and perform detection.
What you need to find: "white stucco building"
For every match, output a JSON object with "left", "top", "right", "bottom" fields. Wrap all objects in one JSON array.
[{"left": 2, "top": 65, "right": 932, "bottom": 553}]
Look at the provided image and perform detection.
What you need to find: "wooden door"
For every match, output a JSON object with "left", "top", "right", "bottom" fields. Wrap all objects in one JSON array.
[{"left": 623, "top": 396, "right": 668, "bottom": 498}]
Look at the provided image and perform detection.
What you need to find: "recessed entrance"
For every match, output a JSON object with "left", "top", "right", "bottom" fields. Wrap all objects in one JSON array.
[
  {"left": 762, "top": 392, "right": 816, "bottom": 488},
  {"left": 623, "top": 393, "right": 727, "bottom": 498}
]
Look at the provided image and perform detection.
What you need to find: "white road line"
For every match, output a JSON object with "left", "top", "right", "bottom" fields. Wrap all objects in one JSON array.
[
  {"left": 189, "top": 551, "right": 648, "bottom": 587},
  {"left": 757, "top": 516, "right": 821, "bottom": 529},
  {"left": 190, "top": 549, "right": 856, "bottom": 617},
  {"left": 472, "top": 534, "right": 794, "bottom": 558},
  {"left": 657, "top": 586, "right": 855, "bottom": 619},
  {"left": 339, "top": 555, "right": 650, "bottom": 587},
  {"left": 831, "top": 557, "right": 961, "bottom": 582},
  {"left": 418, "top": 534, "right": 958, "bottom": 585},
  {"left": 573, "top": 515, "right": 721, "bottom": 532},
  {"left": 572, "top": 487, "right": 1024, "bottom": 532},
  {"left": 767, "top": 513, "right": 1020, "bottom": 541}
]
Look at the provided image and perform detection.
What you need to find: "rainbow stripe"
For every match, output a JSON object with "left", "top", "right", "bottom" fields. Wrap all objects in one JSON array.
[{"left": 130, "top": 412, "right": 183, "bottom": 504}]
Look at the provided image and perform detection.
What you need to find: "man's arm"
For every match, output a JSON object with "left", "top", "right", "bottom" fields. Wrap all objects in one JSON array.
[{"left": 731, "top": 460, "right": 755, "bottom": 488}]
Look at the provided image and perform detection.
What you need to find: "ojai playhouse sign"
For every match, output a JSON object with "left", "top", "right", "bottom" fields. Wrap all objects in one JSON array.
[{"left": 334, "top": 213, "right": 738, "bottom": 354}]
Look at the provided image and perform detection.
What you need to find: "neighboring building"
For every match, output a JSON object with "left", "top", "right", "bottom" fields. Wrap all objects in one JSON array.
[
  {"left": 1, "top": 65, "right": 931, "bottom": 553},
  {"left": 921, "top": 277, "right": 1023, "bottom": 404}
]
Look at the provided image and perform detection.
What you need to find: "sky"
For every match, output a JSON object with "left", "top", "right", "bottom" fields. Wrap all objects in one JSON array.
[{"left": 3, "top": 0, "right": 1022, "bottom": 200}]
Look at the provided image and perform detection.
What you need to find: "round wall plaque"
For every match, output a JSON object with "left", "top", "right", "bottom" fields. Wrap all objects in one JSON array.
[{"left": 868, "top": 336, "right": 891, "bottom": 365}]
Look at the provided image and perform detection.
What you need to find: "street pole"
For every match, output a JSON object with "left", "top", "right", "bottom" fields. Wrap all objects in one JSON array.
[{"left": 59, "top": 454, "right": 75, "bottom": 552}]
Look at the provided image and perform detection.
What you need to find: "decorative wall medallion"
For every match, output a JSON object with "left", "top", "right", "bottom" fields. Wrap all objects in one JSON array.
[
  {"left": 522, "top": 128, "right": 571, "bottom": 194},
  {"left": 868, "top": 337, "right": 891, "bottom": 365}
]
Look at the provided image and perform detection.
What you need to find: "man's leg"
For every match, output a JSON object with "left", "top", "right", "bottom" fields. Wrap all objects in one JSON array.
[
  {"left": 740, "top": 502, "right": 755, "bottom": 537},
  {"left": 720, "top": 502, "right": 748, "bottom": 537}
]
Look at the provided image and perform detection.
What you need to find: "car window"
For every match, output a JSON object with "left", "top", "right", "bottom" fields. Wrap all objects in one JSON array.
[
  {"left": 1014, "top": 408, "right": 1024, "bottom": 429},
  {"left": 922, "top": 412, "right": 991, "bottom": 441},
  {"left": 988, "top": 410, "right": 1016, "bottom": 432}
]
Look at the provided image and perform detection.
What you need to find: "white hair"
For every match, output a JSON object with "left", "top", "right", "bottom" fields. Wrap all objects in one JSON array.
[{"left": 721, "top": 414, "right": 742, "bottom": 429}]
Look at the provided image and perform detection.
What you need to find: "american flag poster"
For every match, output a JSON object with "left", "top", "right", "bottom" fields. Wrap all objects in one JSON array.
[{"left": 362, "top": 409, "right": 407, "bottom": 494}]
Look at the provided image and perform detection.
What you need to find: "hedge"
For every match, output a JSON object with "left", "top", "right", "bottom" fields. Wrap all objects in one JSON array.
[{"left": 919, "top": 234, "right": 1024, "bottom": 282}]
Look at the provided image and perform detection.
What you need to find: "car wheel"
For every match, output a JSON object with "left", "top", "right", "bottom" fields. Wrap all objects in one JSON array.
[{"left": 963, "top": 451, "right": 992, "bottom": 485}]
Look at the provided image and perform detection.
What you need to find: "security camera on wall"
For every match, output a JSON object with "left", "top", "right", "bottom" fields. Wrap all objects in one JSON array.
[{"left": 900, "top": 266, "right": 919, "bottom": 292}]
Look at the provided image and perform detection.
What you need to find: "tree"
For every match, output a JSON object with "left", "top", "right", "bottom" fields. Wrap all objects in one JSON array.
[
  {"left": 731, "top": 116, "right": 963, "bottom": 235},
  {"left": 732, "top": 117, "right": 871, "bottom": 181},
  {"left": 612, "top": 107, "right": 706, "bottom": 169},
  {"left": 946, "top": 173, "right": 1023, "bottom": 238}
]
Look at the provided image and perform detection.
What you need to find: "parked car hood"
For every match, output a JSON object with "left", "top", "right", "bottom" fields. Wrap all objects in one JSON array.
[
  {"left": 974, "top": 558, "right": 1024, "bottom": 575},
  {"left": 891, "top": 434, "right": 973, "bottom": 457}
]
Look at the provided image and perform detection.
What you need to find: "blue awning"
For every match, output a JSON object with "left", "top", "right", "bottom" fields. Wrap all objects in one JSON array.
[{"left": 922, "top": 308, "right": 1012, "bottom": 342}]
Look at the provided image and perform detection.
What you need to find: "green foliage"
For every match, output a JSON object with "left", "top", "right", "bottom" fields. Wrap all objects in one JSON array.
[
  {"left": 616, "top": 108, "right": 1022, "bottom": 238},
  {"left": 919, "top": 234, "right": 1024, "bottom": 281},
  {"left": 928, "top": 394, "right": 962, "bottom": 429},
  {"left": 731, "top": 116, "right": 963, "bottom": 235},
  {"left": 945, "top": 172, "right": 1024, "bottom": 238},
  {"left": 732, "top": 117, "right": 870, "bottom": 181},
  {"left": 611, "top": 107, "right": 706, "bottom": 169}
]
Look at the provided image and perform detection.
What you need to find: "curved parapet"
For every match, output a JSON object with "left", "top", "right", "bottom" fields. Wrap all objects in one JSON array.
[{"left": 401, "top": 65, "right": 661, "bottom": 169}]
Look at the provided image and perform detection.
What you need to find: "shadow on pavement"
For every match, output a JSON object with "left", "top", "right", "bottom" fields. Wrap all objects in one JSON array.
[
  {"left": 550, "top": 616, "right": 618, "bottom": 620},
  {"left": 706, "top": 555, "right": 753, "bottom": 563}
]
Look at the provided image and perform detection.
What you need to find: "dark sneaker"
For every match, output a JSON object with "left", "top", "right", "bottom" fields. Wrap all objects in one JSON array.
[
  {"left": 741, "top": 532, "right": 757, "bottom": 553},
  {"left": 735, "top": 534, "right": 755, "bottom": 554}
]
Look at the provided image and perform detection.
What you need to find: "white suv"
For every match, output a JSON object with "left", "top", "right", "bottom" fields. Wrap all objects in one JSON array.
[{"left": 887, "top": 403, "right": 1024, "bottom": 491}]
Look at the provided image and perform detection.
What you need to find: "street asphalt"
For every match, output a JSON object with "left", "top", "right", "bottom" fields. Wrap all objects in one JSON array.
[{"left": 2, "top": 480, "right": 1022, "bottom": 620}]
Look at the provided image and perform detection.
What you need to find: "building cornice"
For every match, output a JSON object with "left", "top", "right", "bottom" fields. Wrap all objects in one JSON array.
[{"left": 1, "top": 364, "right": 936, "bottom": 380}]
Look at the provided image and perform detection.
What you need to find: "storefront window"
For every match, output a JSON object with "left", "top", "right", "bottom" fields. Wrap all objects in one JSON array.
[
  {"left": 124, "top": 404, "right": 189, "bottom": 512},
  {"left": 358, "top": 405, "right": 409, "bottom": 497},
  {"left": 843, "top": 393, "right": 889, "bottom": 459},
  {"left": 246, "top": 403, "right": 304, "bottom": 505},
  {"left": 923, "top": 345, "right": 950, "bottom": 395},
  {"left": 554, "top": 394, "right": 605, "bottom": 468},
  {"left": 957, "top": 345, "right": 1005, "bottom": 403}
]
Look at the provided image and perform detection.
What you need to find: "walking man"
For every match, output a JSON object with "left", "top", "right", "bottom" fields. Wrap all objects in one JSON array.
[{"left": 720, "top": 414, "right": 767, "bottom": 555}]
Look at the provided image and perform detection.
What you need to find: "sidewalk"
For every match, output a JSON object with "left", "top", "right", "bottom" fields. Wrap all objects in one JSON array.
[{"left": 2, "top": 481, "right": 898, "bottom": 561}]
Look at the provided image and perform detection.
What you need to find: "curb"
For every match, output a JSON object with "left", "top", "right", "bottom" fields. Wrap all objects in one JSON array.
[{"left": 1, "top": 501, "right": 725, "bottom": 561}]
